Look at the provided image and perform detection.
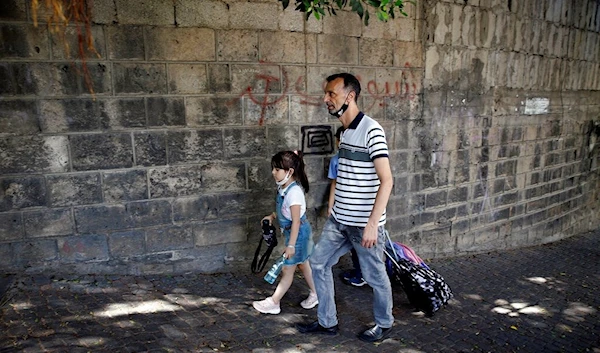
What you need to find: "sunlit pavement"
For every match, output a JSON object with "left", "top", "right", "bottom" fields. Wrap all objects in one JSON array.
[{"left": 1, "top": 230, "right": 599, "bottom": 353}]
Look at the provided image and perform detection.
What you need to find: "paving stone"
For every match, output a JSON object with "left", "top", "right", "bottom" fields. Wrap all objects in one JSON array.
[{"left": 0, "top": 231, "right": 598, "bottom": 352}]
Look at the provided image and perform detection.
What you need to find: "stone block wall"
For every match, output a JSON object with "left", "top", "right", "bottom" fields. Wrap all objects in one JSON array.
[{"left": 0, "top": 0, "right": 598, "bottom": 274}]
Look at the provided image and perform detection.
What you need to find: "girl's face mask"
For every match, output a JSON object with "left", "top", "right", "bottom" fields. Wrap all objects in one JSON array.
[{"left": 275, "top": 170, "right": 292, "bottom": 186}]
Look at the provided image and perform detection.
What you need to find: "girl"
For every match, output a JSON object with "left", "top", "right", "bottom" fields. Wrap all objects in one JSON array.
[{"left": 252, "top": 150, "right": 318, "bottom": 314}]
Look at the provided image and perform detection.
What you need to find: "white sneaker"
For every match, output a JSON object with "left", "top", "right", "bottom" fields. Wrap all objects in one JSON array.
[
  {"left": 252, "top": 297, "right": 281, "bottom": 314},
  {"left": 300, "top": 292, "right": 319, "bottom": 309}
]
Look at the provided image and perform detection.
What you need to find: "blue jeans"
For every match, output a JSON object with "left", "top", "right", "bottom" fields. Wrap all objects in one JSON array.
[{"left": 310, "top": 217, "right": 394, "bottom": 328}]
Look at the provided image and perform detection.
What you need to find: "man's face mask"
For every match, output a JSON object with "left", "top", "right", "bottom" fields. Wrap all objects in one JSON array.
[{"left": 328, "top": 92, "right": 350, "bottom": 118}]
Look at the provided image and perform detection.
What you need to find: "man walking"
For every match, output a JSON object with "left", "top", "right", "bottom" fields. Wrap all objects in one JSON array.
[{"left": 296, "top": 73, "right": 394, "bottom": 342}]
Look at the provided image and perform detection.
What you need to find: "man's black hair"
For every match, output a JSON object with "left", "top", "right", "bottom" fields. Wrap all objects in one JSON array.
[{"left": 326, "top": 73, "right": 361, "bottom": 101}]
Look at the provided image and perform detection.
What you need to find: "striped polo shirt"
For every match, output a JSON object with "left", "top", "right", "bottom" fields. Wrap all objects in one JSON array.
[{"left": 332, "top": 112, "right": 389, "bottom": 227}]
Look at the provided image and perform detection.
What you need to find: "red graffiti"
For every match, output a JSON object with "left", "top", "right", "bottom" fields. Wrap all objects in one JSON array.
[
  {"left": 239, "top": 70, "right": 290, "bottom": 126},
  {"left": 237, "top": 63, "right": 419, "bottom": 125},
  {"left": 295, "top": 76, "right": 321, "bottom": 107}
]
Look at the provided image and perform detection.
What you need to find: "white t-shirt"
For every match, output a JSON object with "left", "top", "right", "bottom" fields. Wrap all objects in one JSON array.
[{"left": 278, "top": 183, "right": 306, "bottom": 221}]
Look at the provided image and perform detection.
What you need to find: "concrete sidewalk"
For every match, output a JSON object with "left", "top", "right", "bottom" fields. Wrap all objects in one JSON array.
[{"left": 1, "top": 230, "right": 599, "bottom": 353}]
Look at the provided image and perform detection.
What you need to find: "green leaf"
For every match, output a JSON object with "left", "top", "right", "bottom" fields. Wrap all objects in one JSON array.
[
  {"left": 355, "top": 1, "right": 364, "bottom": 17},
  {"left": 282, "top": 0, "right": 409, "bottom": 25}
]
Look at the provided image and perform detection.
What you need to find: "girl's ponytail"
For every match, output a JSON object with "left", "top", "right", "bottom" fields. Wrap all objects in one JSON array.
[{"left": 293, "top": 150, "right": 310, "bottom": 193}]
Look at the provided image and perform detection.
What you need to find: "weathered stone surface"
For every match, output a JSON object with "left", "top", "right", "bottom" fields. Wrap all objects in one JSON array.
[
  {"left": 186, "top": 97, "right": 242, "bottom": 126},
  {"left": 218, "top": 191, "right": 274, "bottom": 217},
  {"left": 176, "top": 0, "right": 229, "bottom": 28},
  {"left": 102, "top": 169, "right": 148, "bottom": 203},
  {"left": 74, "top": 205, "right": 132, "bottom": 233},
  {"left": 229, "top": 2, "right": 279, "bottom": 30},
  {"left": 217, "top": 30, "right": 258, "bottom": 62},
  {"left": 23, "top": 208, "right": 73, "bottom": 238},
  {"left": 230, "top": 64, "right": 281, "bottom": 95},
  {"left": 303, "top": 156, "right": 326, "bottom": 184},
  {"left": 394, "top": 18, "right": 419, "bottom": 42},
  {"left": 244, "top": 95, "right": 290, "bottom": 125},
  {"left": 113, "top": 0, "right": 175, "bottom": 25},
  {"left": 385, "top": 95, "right": 421, "bottom": 121},
  {"left": 146, "top": 27, "right": 215, "bottom": 61},
  {"left": 360, "top": 38, "right": 395, "bottom": 67},
  {"left": 39, "top": 99, "right": 110, "bottom": 133},
  {"left": 167, "top": 130, "right": 224, "bottom": 163},
  {"left": 194, "top": 218, "right": 248, "bottom": 247},
  {"left": 50, "top": 25, "right": 105, "bottom": 60},
  {"left": 247, "top": 160, "right": 273, "bottom": 191},
  {"left": 224, "top": 128, "right": 268, "bottom": 158},
  {"left": 0, "top": 212, "right": 23, "bottom": 241},
  {"left": 173, "top": 195, "right": 218, "bottom": 222},
  {"left": 322, "top": 11, "right": 362, "bottom": 37},
  {"left": 6, "top": 62, "right": 110, "bottom": 96},
  {"left": 395, "top": 41, "right": 424, "bottom": 68},
  {"left": 267, "top": 125, "right": 300, "bottom": 155},
  {"left": 289, "top": 95, "right": 331, "bottom": 123},
  {"left": 13, "top": 239, "right": 58, "bottom": 265},
  {"left": 172, "top": 245, "right": 227, "bottom": 273},
  {"left": 106, "top": 25, "right": 145, "bottom": 60},
  {"left": 201, "top": 162, "right": 246, "bottom": 192},
  {"left": 127, "top": 199, "right": 172, "bottom": 227},
  {"left": 58, "top": 234, "right": 109, "bottom": 263},
  {"left": 0, "top": 136, "right": 69, "bottom": 174},
  {"left": 148, "top": 165, "right": 204, "bottom": 198},
  {"left": 47, "top": 173, "right": 102, "bottom": 207},
  {"left": 389, "top": 151, "right": 409, "bottom": 176},
  {"left": 0, "top": 24, "right": 49, "bottom": 59},
  {"left": 134, "top": 131, "right": 168, "bottom": 167},
  {"left": 107, "top": 98, "right": 147, "bottom": 128},
  {"left": 0, "top": 0, "right": 28, "bottom": 21},
  {"left": 146, "top": 225, "right": 193, "bottom": 252},
  {"left": 23, "top": 208, "right": 75, "bottom": 238},
  {"left": 362, "top": 16, "right": 398, "bottom": 40},
  {"left": 0, "top": 176, "right": 46, "bottom": 211},
  {"left": 168, "top": 64, "right": 208, "bottom": 94},
  {"left": 0, "top": 63, "right": 15, "bottom": 95},
  {"left": 207, "top": 64, "right": 232, "bottom": 93},
  {"left": 317, "top": 35, "right": 359, "bottom": 64},
  {"left": 70, "top": 133, "right": 133, "bottom": 171},
  {"left": 113, "top": 63, "right": 167, "bottom": 94},
  {"left": 147, "top": 97, "right": 185, "bottom": 127},
  {"left": 0, "top": 99, "right": 40, "bottom": 135},
  {"left": 108, "top": 230, "right": 145, "bottom": 258},
  {"left": 277, "top": 6, "right": 305, "bottom": 32},
  {"left": 259, "top": 31, "right": 307, "bottom": 64}
]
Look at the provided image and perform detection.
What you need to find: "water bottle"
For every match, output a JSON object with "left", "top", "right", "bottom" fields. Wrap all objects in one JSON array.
[{"left": 264, "top": 255, "right": 285, "bottom": 284}]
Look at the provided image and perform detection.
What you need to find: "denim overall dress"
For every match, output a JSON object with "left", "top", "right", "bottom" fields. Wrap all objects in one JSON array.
[{"left": 276, "top": 182, "right": 314, "bottom": 266}]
